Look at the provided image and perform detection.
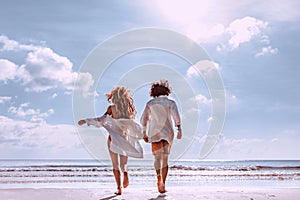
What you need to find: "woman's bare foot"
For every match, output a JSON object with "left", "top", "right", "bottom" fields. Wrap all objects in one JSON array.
[
  {"left": 123, "top": 172, "right": 129, "bottom": 188},
  {"left": 114, "top": 187, "right": 122, "bottom": 195}
]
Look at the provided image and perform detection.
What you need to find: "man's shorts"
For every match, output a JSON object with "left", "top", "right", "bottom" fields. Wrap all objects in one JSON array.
[{"left": 151, "top": 140, "right": 171, "bottom": 155}]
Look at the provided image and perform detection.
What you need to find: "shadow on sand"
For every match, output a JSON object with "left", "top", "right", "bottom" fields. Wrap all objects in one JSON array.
[
  {"left": 148, "top": 194, "right": 167, "bottom": 200},
  {"left": 99, "top": 194, "right": 118, "bottom": 200}
]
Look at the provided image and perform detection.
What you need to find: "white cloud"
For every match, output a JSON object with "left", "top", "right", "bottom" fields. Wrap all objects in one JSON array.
[
  {"left": 207, "top": 134, "right": 300, "bottom": 160},
  {"left": 225, "top": 90, "right": 239, "bottom": 105},
  {"left": 260, "top": 35, "right": 270, "bottom": 44},
  {"left": 194, "top": 94, "right": 211, "bottom": 105},
  {"left": 0, "top": 59, "right": 18, "bottom": 83},
  {"left": 153, "top": 1, "right": 273, "bottom": 50},
  {"left": 0, "top": 35, "right": 38, "bottom": 52},
  {"left": 155, "top": 6, "right": 274, "bottom": 54},
  {"left": 8, "top": 103, "right": 54, "bottom": 122},
  {"left": 74, "top": 72, "right": 95, "bottom": 97},
  {"left": 185, "top": 130, "right": 300, "bottom": 160},
  {"left": 255, "top": 45, "right": 278, "bottom": 57},
  {"left": 187, "top": 94, "right": 211, "bottom": 116},
  {"left": 215, "top": 16, "right": 276, "bottom": 55},
  {"left": 0, "top": 35, "right": 19, "bottom": 51},
  {"left": 153, "top": 1, "right": 286, "bottom": 55},
  {"left": 0, "top": 96, "right": 12, "bottom": 104},
  {"left": 0, "top": 115, "right": 84, "bottom": 158},
  {"left": 207, "top": 117, "right": 213, "bottom": 123},
  {"left": 9, "top": 103, "right": 38, "bottom": 117},
  {"left": 52, "top": 93, "right": 58, "bottom": 99},
  {"left": 18, "top": 47, "right": 76, "bottom": 92},
  {"left": 230, "top": 95, "right": 237, "bottom": 101},
  {"left": 187, "top": 60, "right": 220, "bottom": 78},
  {"left": 0, "top": 35, "right": 94, "bottom": 94},
  {"left": 226, "top": 17, "right": 268, "bottom": 50}
]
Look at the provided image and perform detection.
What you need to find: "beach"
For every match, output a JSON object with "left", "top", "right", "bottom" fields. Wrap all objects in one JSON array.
[
  {"left": 1, "top": 159, "right": 299, "bottom": 199},
  {"left": 1, "top": 186, "right": 300, "bottom": 200}
]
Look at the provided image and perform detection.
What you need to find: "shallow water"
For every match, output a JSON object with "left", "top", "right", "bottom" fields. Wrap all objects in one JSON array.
[{"left": 0, "top": 159, "right": 299, "bottom": 188}]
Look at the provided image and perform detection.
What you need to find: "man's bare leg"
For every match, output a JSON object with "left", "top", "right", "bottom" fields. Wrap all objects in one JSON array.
[
  {"left": 162, "top": 154, "right": 169, "bottom": 185},
  {"left": 154, "top": 154, "right": 166, "bottom": 193}
]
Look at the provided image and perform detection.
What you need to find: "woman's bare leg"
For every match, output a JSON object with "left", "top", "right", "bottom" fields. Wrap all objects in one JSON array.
[
  {"left": 112, "top": 169, "right": 122, "bottom": 195},
  {"left": 120, "top": 155, "right": 129, "bottom": 188},
  {"left": 109, "top": 150, "right": 122, "bottom": 195}
]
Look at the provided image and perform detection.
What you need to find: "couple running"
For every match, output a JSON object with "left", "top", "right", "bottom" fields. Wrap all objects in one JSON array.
[{"left": 78, "top": 80, "right": 182, "bottom": 195}]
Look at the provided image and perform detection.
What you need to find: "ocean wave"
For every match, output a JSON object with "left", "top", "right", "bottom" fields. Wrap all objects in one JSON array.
[
  {"left": 0, "top": 166, "right": 110, "bottom": 173},
  {"left": 0, "top": 179, "right": 111, "bottom": 184},
  {"left": 170, "top": 165, "right": 300, "bottom": 171},
  {"left": 1, "top": 160, "right": 300, "bottom": 187}
]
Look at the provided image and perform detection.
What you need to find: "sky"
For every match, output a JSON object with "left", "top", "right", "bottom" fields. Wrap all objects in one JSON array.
[{"left": 0, "top": 0, "right": 300, "bottom": 161}]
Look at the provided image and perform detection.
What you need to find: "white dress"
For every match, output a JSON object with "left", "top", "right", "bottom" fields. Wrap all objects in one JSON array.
[{"left": 86, "top": 115, "right": 143, "bottom": 158}]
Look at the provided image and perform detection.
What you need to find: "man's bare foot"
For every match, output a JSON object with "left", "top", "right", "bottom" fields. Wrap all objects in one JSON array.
[
  {"left": 123, "top": 172, "right": 129, "bottom": 188},
  {"left": 114, "top": 187, "right": 122, "bottom": 195},
  {"left": 157, "top": 182, "right": 166, "bottom": 193}
]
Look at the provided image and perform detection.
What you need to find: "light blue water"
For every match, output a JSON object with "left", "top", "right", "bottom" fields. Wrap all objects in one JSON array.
[{"left": 0, "top": 159, "right": 299, "bottom": 188}]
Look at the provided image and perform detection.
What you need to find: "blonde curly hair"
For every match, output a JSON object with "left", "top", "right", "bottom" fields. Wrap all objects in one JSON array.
[{"left": 106, "top": 86, "right": 136, "bottom": 119}]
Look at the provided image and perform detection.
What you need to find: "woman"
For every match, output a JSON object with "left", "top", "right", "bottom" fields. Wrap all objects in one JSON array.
[
  {"left": 78, "top": 86, "right": 143, "bottom": 195},
  {"left": 140, "top": 80, "right": 182, "bottom": 193}
]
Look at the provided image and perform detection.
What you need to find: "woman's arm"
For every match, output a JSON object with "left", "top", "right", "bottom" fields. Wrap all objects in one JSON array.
[
  {"left": 140, "top": 103, "right": 150, "bottom": 142},
  {"left": 78, "top": 106, "right": 112, "bottom": 126}
]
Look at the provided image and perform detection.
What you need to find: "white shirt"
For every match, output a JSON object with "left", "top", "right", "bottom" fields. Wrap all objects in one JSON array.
[{"left": 140, "top": 96, "right": 181, "bottom": 144}]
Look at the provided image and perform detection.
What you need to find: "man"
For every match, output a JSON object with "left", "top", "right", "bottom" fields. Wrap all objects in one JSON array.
[{"left": 141, "top": 80, "right": 182, "bottom": 193}]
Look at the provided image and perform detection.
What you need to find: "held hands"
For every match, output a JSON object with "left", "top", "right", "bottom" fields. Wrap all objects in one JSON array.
[
  {"left": 177, "top": 128, "right": 182, "bottom": 139},
  {"left": 78, "top": 119, "right": 86, "bottom": 126},
  {"left": 143, "top": 136, "right": 149, "bottom": 143},
  {"left": 142, "top": 130, "right": 149, "bottom": 143}
]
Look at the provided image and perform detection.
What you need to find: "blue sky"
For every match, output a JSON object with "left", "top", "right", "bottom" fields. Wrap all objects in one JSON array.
[{"left": 0, "top": 0, "right": 300, "bottom": 160}]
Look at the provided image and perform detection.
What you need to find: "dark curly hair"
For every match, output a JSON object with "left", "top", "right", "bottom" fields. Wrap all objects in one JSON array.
[{"left": 149, "top": 80, "right": 171, "bottom": 97}]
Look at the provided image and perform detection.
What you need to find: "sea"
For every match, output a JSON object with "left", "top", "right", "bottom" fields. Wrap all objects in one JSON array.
[{"left": 0, "top": 159, "right": 299, "bottom": 189}]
